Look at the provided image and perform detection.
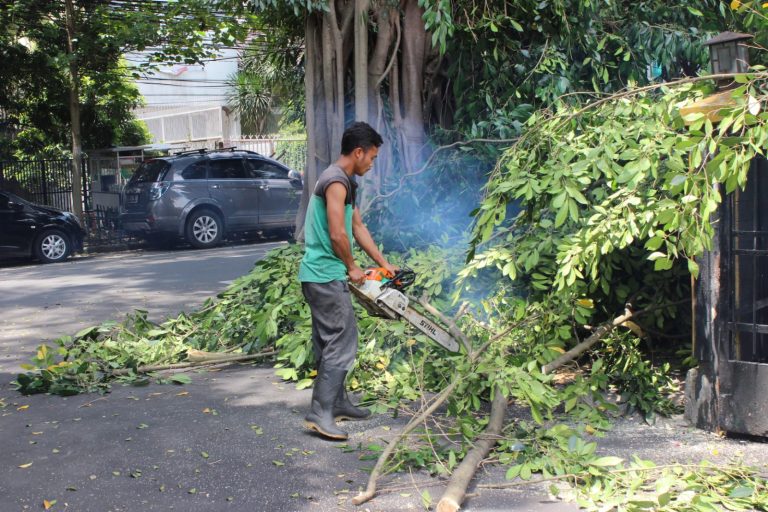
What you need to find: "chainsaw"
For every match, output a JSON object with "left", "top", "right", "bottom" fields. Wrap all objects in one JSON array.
[{"left": 349, "top": 267, "right": 460, "bottom": 352}]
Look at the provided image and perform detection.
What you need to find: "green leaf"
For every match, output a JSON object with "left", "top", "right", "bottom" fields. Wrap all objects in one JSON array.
[
  {"left": 170, "top": 374, "right": 192, "bottom": 385},
  {"left": 421, "top": 489, "right": 432, "bottom": 509},
  {"left": 506, "top": 465, "right": 522, "bottom": 480},
  {"left": 295, "top": 378, "right": 314, "bottom": 390},
  {"left": 645, "top": 237, "right": 664, "bottom": 251},
  {"left": 687, "top": 259, "right": 700, "bottom": 278},
  {"left": 589, "top": 456, "right": 624, "bottom": 467},
  {"left": 555, "top": 204, "right": 569, "bottom": 227},
  {"left": 729, "top": 485, "right": 753, "bottom": 498},
  {"left": 653, "top": 258, "right": 674, "bottom": 271}
]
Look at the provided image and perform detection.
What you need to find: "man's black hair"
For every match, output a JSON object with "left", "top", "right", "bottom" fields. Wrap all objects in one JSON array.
[{"left": 340, "top": 122, "right": 383, "bottom": 155}]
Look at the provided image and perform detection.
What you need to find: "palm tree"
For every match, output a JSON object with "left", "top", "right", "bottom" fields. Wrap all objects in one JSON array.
[
  {"left": 227, "top": 69, "right": 279, "bottom": 135},
  {"left": 226, "top": 32, "right": 304, "bottom": 135}
]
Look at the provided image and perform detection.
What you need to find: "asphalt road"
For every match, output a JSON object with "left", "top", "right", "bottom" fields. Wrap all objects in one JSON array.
[
  {"left": 0, "top": 241, "right": 286, "bottom": 374},
  {"left": 0, "top": 240, "right": 575, "bottom": 512},
  {"left": 1, "top": 242, "right": 765, "bottom": 512}
]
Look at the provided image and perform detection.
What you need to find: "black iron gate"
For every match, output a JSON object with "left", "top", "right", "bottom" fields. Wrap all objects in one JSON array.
[
  {"left": 687, "top": 155, "right": 768, "bottom": 437},
  {"left": 0, "top": 158, "right": 89, "bottom": 211},
  {"left": 726, "top": 156, "right": 768, "bottom": 364}
]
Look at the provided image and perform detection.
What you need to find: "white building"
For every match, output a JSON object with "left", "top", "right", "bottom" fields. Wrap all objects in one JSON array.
[{"left": 129, "top": 48, "right": 241, "bottom": 148}]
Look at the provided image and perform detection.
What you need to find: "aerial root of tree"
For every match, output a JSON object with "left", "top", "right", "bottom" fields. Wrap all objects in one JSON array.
[
  {"left": 110, "top": 350, "right": 277, "bottom": 376},
  {"left": 436, "top": 385, "right": 508, "bottom": 512}
]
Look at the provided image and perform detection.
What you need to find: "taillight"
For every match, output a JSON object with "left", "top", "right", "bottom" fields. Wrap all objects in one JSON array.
[{"left": 148, "top": 182, "right": 171, "bottom": 200}]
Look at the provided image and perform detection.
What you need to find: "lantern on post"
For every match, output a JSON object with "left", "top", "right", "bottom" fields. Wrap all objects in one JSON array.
[{"left": 703, "top": 31, "right": 753, "bottom": 90}]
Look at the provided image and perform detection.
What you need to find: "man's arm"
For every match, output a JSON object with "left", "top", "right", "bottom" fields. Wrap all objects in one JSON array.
[
  {"left": 352, "top": 207, "right": 396, "bottom": 275},
  {"left": 326, "top": 182, "right": 365, "bottom": 284}
]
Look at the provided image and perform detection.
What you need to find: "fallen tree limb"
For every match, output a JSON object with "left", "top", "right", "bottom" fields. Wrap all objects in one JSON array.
[
  {"left": 352, "top": 375, "right": 462, "bottom": 505},
  {"left": 186, "top": 348, "right": 245, "bottom": 362},
  {"left": 541, "top": 309, "right": 633, "bottom": 375},
  {"left": 541, "top": 297, "right": 691, "bottom": 375},
  {"left": 436, "top": 385, "right": 508, "bottom": 512},
  {"left": 110, "top": 350, "right": 277, "bottom": 376},
  {"left": 353, "top": 319, "right": 522, "bottom": 506}
]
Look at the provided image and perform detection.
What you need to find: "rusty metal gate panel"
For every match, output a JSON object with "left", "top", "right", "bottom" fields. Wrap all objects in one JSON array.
[
  {"left": 719, "top": 155, "right": 768, "bottom": 435},
  {"left": 687, "top": 155, "right": 768, "bottom": 437}
]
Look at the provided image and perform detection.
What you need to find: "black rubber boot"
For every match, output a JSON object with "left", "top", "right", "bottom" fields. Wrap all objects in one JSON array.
[
  {"left": 304, "top": 365, "right": 348, "bottom": 440},
  {"left": 334, "top": 376, "right": 372, "bottom": 421}
]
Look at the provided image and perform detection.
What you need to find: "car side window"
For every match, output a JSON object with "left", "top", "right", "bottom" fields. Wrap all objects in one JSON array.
[
  {"left": 0, "top": 193, "right": 8, "bottom": 210},
  {"left": 246, "top": 158, "right": 289, "bottom": 180},
  {"left": 181, "top": 161, "right": 207, "bottom": 180},
  {"left": 209, "top": 158, "right": 247, "bottom": 180}
]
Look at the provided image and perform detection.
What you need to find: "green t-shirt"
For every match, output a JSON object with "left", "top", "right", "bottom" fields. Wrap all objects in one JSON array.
[{"left": 298, "top": 165, "right": 356, "bottom": 283}]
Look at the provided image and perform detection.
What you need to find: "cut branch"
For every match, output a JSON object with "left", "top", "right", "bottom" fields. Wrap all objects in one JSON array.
[
  {"left": 353, "top": 315, "right": 532, "bottom": 506},
  {"left": 352, "top": 377, "right": 461, "bottom": 505},
  {"left": 110, "top": 350, "right": 277, "bottom": 376},
  {"left": 413, "top": 295, "right": 472, "bottom": 353},
  {"left": 541, "top": 308, "right": 633, "bottom": 375},
  {"left": 436, "top": 385, "right": 508, "bottom": 512}
]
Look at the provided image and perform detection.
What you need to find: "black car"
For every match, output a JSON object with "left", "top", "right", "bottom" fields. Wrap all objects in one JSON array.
[{"left": 0, "top": 191, "right": 86, "bottom": 263}]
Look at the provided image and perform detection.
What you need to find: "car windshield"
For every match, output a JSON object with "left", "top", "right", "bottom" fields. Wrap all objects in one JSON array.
[{"left": 129, "top": 160, "right": 171, "bottom": 184}]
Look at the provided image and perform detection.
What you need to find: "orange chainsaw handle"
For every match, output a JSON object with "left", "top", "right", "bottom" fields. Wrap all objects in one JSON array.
[{"left": 364, "top": 267, "right": 394, "bottom": 281}]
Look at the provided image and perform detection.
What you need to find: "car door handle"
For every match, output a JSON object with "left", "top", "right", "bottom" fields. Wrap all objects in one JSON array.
[
  {"left": 259, "top": 185, "right": 269, "bottom": 190},
  {"left": 211, "top": 184, "right": 220, "bottom": 189}
]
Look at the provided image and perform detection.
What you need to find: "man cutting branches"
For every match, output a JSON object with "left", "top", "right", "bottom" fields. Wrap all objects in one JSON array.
[{"left": 298, "top": 122, "right": 397, "bottom": 440}]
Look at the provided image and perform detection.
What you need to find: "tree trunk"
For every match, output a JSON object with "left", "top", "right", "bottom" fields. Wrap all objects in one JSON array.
[
  {"left": 295, "top": 0, "right": 435, "bottom": 230},
  {"left": 400, "top": 0, "right": 429, "bottom": 172},
  {"left": 353, "top": 0, "right": 369, "bottom": 123},
  {"left": 64, "top": 0, "right": 84, "bottom": 220},
  {"left": 295, "top": 14, "right": 322, "bottom": 238},
  {"left": 357, "top": 6, "right": 396, "bottom": 214}
]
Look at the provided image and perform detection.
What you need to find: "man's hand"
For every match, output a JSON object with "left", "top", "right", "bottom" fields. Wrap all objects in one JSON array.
[
  {"left": 383, "top": 262, "right": 399, "bottom": 277},
  {"left": 348, "top": 266, "right": 366, "bottom": 285}
]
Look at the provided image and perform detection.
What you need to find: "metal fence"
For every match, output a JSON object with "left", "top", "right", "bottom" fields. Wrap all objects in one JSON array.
[
  {"left": 0, "top": 158, "right": 89, "bottom": 212},
  {"left": 0, "top": 158, "right": 135, "bottom": 249},
  {"left": 232, "top": 136, "right": 307, "bottom": 172}
]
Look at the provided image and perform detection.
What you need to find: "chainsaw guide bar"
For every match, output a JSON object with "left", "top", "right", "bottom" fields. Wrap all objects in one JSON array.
[{"left": 350, "top": 280, "right": 460, "bottom": 353}]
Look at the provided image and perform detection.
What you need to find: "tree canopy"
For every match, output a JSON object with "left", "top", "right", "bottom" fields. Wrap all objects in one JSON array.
[{"left": 1, "top": 0, "right": 258, "bottom": 216}]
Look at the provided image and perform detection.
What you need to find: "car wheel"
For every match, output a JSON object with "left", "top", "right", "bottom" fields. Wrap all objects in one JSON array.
[
  {"left": 279, "top": 226, "right": 296, "bottom": 243},
  {"left": 34, "top": 229, "right": 71, "bottom": 263},
  {"left": 185, "top": 209, "right": 223, "bottom": 249}
]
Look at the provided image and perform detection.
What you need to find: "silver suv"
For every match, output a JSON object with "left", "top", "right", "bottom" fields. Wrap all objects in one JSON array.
[{"left": 120, "top": 149, "right": 302, "bottom": 248}]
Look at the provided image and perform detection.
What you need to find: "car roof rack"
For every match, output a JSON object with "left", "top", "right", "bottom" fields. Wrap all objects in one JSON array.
[
  {"left": 171, "top": 147, "right": 264, "bottom": 156},
  {"left": 172, "top": 148, "right": 208, "bottom": 156}
]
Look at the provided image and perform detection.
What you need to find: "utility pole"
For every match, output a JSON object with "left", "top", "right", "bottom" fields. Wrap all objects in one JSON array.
[{"left": 64, "top": 0, "right": 84, "bottom": 219}]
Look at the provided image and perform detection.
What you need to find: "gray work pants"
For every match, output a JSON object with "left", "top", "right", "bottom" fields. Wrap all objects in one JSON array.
[{"left": 301, "top": 280, "right": 358, "bottom": 371}]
